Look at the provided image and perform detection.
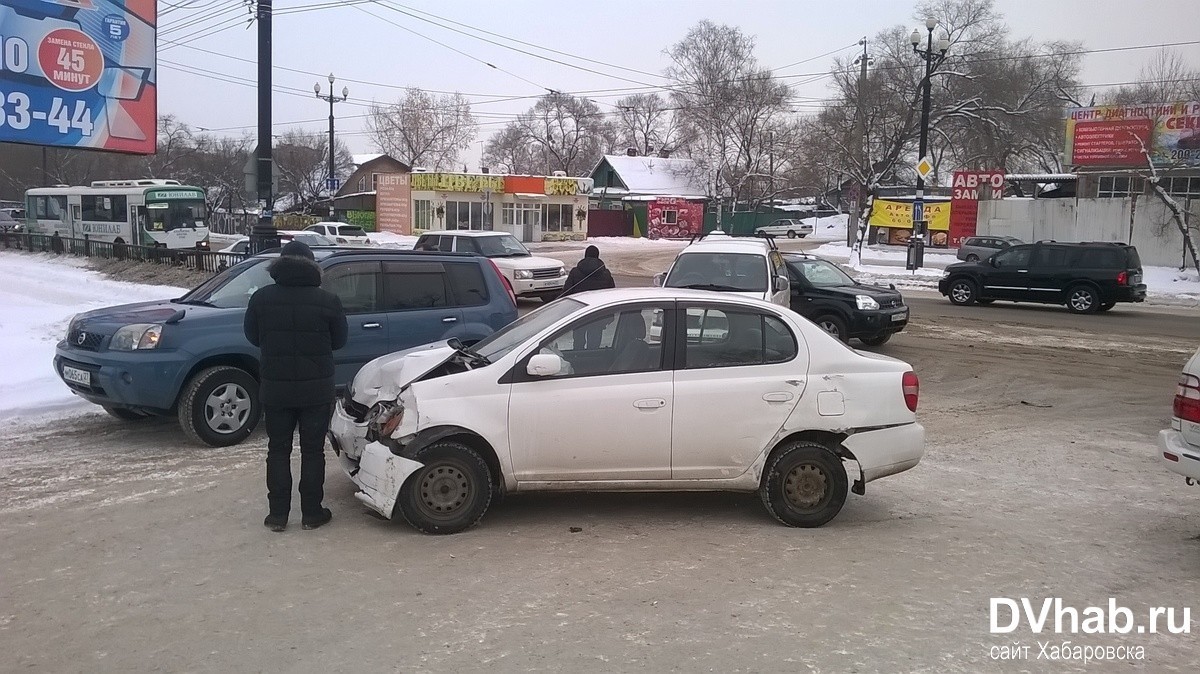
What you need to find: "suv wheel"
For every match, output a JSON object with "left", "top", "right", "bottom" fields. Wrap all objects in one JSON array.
[
  {"left": 1097, "top": 301, "right": 1116, "bottom": 312},
  {"left": 760, "top": 441, "right": 848, "bottom": 528},
  {"left": 178, "top": 366, "right": 261, "bottom": 447},
  {"left": 858, "top": 332, "right": 892, "bottom": 347},
  {"left": 813, "top": 314, "right": 848, "bottom": 342},
  {"left": 1066, "top": 285, "right": 1100, "bottom": 314},
  {"left": 396, "top": 440, "right": 494, "bottom": 535},
  {"left": 965, "top": 254, "right": 979, "bottom": 262},
  {"left": 947, "top": 278, "right": 978, "bottom": 305}
]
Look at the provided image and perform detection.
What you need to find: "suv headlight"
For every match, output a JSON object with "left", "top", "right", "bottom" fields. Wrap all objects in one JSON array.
[
  {"left": 110, "top": 324, "right": 163, "bottom": 350},
  {"left": 855, "top": 295, "right": 880, "bottom": 311},
  {"left": 514, "top": 269, "right": 533, "bottom": 279}
]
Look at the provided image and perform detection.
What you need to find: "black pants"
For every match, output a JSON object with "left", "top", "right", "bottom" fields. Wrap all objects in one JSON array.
[{"left": 264, "top": 404, "right": 331, "bottom": 518}]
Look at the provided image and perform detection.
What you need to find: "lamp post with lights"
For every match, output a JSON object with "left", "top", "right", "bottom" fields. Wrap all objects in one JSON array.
[
  {"left": 907, "top": 18, "right": 950, "bottom": 270},
  {"left": 315, "top": 73, "right": 349, "bottom": 220}
]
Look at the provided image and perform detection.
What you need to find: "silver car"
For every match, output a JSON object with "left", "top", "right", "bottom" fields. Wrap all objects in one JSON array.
[
  {"left": 755, "top": 218, "right": 814, "bottom": 239},
  {"left": 956, "top": 235, "right": 1022, "bottom": 262}
]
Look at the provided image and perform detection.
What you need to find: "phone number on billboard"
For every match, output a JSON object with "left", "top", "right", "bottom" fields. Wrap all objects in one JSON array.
[{"left": 0, "top": 91, "right": 93, "bottom": 135}]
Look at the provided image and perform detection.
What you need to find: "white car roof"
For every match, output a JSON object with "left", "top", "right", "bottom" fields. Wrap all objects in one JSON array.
[
  {"left": 677, "top": 237, "right": 771, "bottom": 254},
  {"left": 568, "top": 287, "right": 786, "bottom": 311},
  {"left": 421, "top": 230, "right": 514, "bottom": 238}
]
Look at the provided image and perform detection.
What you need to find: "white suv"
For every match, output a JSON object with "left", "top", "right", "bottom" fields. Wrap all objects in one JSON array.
[
  {"left": 1159, "top": 345, "right": 1200, "bottom": 484},
  {"left": 305, "top": 222, "right": 372, "bottom": 245},
  {"left": 415, "top": 231, "right": 567, "bottom": 301},
  {"left": 654, "top": 232, "right": 790, "bottom": 307}
]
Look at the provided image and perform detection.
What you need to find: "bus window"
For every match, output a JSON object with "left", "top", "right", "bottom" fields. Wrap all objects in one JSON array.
[
  {"left": 31, "top": 195, "right": 67, "bottom": 220},
  {"left": 81, "top": 195, "right": 126, "bottom": 222},
  {"left": 147, "top": 201, "right": 206, "bottom": 232}
]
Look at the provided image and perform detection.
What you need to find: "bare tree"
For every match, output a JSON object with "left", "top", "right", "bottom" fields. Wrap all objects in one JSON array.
[
  {"left": 1106, "top": 49, "right": 1200, "bottom": 105},
  {"left": 274, "top": 129, "right": 352, "bottom": 213},
  {"left": 488, "top": 93, "right": 615, "bottom": 176},
  {"left": 482, "top": 124, "right": 540, "bottom": 175},
  {"left": 614, "top": 93, "right": 685, "bottom": 156},
  {"left": 368, "top": 88, "right": 476, "bottom": 171}
]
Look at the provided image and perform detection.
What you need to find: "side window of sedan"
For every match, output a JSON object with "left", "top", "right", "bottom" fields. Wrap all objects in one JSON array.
[
  {"left": 683, "top": 307, "right": 795, "bottom": 369},
  {"left": 539, "top": 307, "right": 665, "bottom": 377}
]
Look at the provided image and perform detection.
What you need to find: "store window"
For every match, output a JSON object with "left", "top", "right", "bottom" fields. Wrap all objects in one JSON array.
[
  {"left": 445, "top": 200, "right": 490, "bottom": 230},
  {"left": 663, "top": 210, "right": 678, "bottom": 225},
  {"left": 1096, "top": 176, "right": 1143, "bottom": 198},
  {"left": 542, "top": 203, "right": 573, "bottom": 232},
  {"left": 414, "top": 199, "right": 432, "bottom": 230},
  {"left": 1163, "top": 176, "right": 1200, "bottom": 199}
]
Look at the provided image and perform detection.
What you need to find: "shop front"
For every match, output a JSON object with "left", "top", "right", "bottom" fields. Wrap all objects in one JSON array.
[{"left": 409, "top": 172, "right": 594, "bottom": 242}]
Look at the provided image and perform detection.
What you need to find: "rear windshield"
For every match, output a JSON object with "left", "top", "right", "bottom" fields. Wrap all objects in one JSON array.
[
  {"left": 665, "top": 252, "right": 768, "bottom": 292},
  {"left": 338, "top": 225, "right": 367, "bottom": 237}
]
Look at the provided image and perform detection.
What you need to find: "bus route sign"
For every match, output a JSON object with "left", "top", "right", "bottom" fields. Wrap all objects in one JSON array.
[{"left": 0, "top": 1, "right": 157, "bottom": 154}]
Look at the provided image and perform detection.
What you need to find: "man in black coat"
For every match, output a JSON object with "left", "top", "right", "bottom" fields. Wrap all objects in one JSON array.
[
  {"left": 244, "top": 241, "right": 348, "bottom": 532},
  {"left": 561, "top": 245, "right": 617, "bottom": 349}
]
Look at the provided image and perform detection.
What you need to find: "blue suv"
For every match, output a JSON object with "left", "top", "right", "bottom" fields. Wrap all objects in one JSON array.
[{"left": 54, "top": 248, "right": 519, "bottom": 446}]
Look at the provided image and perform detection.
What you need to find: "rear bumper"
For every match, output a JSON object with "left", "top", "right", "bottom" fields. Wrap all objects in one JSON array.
[
  {"left": 843, "top": 422, "right": 924, "bottom": 485},
  {"left": 1114, "top": 284, "right": 1147, "bottom": 303},
  {"left": 1158, "top": 429, "right": 1200, "bottom": 481}
]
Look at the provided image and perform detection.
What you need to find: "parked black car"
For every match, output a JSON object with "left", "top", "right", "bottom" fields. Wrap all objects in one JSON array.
[
  {"left": 783, "top": 253, "right": 908, "bottom": 346},
  {"left": 938, "top": 241, "right": 1146, "bottom": 314}
]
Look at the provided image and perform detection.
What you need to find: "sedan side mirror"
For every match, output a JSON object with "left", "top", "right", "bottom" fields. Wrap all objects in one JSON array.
[
  {"left": 774, "top": 275, "right": 790, "bottom": 293},
  {"left": 527, "top": 353, "right": 564, "bottom": 377},
  {"left": 652, "top": 272, "right": 666, "bottom": 287}
]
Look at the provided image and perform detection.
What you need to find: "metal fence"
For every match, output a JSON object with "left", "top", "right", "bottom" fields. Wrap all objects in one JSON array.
[{"left": 1, "top": 230, "right": 246, "bottom": 275}]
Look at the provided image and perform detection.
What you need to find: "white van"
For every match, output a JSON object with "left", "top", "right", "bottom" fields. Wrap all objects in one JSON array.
[{"left": 654, "top": 232, "right": 790, "bottom": 307}]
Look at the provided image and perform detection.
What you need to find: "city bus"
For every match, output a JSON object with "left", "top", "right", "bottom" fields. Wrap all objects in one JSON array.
[{"left": 24, "top": 180, "right": 211, "bottom": 250}]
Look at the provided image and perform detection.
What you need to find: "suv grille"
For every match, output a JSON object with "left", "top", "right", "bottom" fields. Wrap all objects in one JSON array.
[
  {"left": 879, "top": 297, "right": 903, "bottom": 309},
  {"left": 68, "top": 330, "right": 104, "bottom": 351},
  {"left": 531, "top": 268, "right": 561, "bottom": 280}
]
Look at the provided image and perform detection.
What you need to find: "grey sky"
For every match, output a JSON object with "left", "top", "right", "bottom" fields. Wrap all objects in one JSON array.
[{"left": 159, "top": 0, "right": 1200, "bottom": 168}]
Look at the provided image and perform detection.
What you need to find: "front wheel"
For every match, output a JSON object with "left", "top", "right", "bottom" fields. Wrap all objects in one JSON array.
[
  {"left": 947, "top": 278, "right": 978, "bottom": 306},
  {"left": 965, "top": 253, "right": 979, "bottom": 262},
  {"left": 1066, "top": 285, "right": 1100, "bottom": 314},
  {"left": 177, "top": 366, "right": 261, "bottom": 447},
  {"left": 397, "top": 440, "right": 494, "bottom": 535},
  {"left": 858, "top": 332, "right": 892, "bottom": 347},
  {"left": 760, "top": 442, "right": 849, "bottom": 528}
]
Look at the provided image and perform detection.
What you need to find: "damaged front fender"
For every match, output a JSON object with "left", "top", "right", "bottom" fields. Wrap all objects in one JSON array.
[{"left": 346, "top": 441, "right": 425, "bottom": 519}]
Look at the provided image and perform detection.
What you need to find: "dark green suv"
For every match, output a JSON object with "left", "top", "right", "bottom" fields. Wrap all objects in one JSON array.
[{"left": 938, "top": 241, "right": 1146, "bottom": 313}]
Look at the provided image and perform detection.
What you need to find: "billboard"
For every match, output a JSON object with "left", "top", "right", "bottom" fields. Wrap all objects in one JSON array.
[
  {"left": 376, "top": 172, "right": 411, "bottom": 235},
  {"left": 1065, "top": 102, "right": 1200, "bottom": 167},
  {"left": 949, "top": 171, "right": 1005, "bottom": 247},
  {"left": 870, "top": 199, "right": 952, "bottom": 248},
  {"left": 0, "top": 0, "right": 157, "bottom": 154}
]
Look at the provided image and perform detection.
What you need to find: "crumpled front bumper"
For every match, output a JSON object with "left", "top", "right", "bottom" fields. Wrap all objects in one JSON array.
[{"left": 329, "top": 400, "right": 424, "bottom": 519}]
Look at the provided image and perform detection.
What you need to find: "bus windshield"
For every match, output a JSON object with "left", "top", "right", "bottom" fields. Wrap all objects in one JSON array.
[{"left": 146, "top": 200, "right": 207, "bottom": 232}]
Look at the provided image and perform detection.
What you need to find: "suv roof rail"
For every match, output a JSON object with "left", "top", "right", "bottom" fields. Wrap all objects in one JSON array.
[{"left": 312, "top": 247, "right": 480, "bottom": 258}]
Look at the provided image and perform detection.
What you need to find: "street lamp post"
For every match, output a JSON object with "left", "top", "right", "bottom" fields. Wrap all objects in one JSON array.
[
  {"left": 315, "top": 73, "right": 348, "bottom": 220},
  {"left": 907, "top": 18, "right": 950, "bottom": 270}
]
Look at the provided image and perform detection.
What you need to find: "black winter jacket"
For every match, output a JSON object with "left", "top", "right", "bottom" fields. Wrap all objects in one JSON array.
[
  {"left": 244, "top": 256, "right": 348, "bottom": 408},
  {"left": 561, "top": 257, "right": 616, "bottom": 297}
]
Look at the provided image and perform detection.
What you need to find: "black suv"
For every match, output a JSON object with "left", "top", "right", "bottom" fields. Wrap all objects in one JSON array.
[
  {"left": 783, "top": 253, "right": 908, "bottom": 346},
  {"left": 938, "top": 241, "right": 1146, "bottom": 313}
]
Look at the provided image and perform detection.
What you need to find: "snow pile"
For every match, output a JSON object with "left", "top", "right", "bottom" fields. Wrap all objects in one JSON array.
[
  {"left": 814, "top": 242, "right": 960, "bottom": 266},
  {"left": 0, "top": 252, "right": 189, "bottom": 426},
  {"left": 369, "top": 232, "right": 418, "bottom": 249},
  {"left": 1142, "top": 267, "right": 1200, "bottom": 298},
  {"left": 804, "top": 214, "right": 850, "bottom": 242}
]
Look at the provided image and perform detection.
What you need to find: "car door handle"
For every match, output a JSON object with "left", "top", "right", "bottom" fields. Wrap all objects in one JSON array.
[
  {"left": 633, "top": 398, "right": 666, "bottom": 409},
  {"left": 361, "top": 322, "right": 382, "bottom": 329},
  {"left": 763, "top": 392, "right": 794, "bottom": 402},
  {"left": 442, "top": 316, "right": 458, "bottom": 323},
  {"left": 1017, "top": 270, "right": 1029, "bottom": 273}
]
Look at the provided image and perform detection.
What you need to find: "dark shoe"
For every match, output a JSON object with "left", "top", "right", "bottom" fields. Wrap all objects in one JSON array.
[
  {"left": 302, "top": 507, "right": 332, "bottom": 530},
  {"left": 264, "top": 514, "right": 287, "bottom": 532}
]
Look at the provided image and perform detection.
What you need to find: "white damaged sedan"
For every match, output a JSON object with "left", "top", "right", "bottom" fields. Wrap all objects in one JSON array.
[{"left": 329, "top": 288, "right": 924, "bottom": 534}]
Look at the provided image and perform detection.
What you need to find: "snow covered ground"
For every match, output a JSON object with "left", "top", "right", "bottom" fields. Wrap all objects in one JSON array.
[
  {"left": 368, "top": 232, "right": 418, "bottom": 249},
  {"left": 0, "top": 252, "right": 189, "bottom": 426}
]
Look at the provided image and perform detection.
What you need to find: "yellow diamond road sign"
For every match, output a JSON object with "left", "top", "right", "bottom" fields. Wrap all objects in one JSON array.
[{"left": 916, "top": 156, "right": 933, "bottom": 179}]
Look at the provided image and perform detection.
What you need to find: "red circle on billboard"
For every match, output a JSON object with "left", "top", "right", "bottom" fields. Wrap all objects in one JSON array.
[{"left": 38, "top": 28, "right": 104, "bottom": 92}]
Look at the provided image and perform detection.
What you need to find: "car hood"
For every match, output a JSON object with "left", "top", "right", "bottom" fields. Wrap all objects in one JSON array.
[
  {"left": 815, "top": 284, "right": 902, "bottom": 302},
  {"left": 494, "top": 255, "right": 563, "bottom": 269},
  {"left": 944, "top": 261, "right": 989, "bottom": 273},
  {"left": 69, "top": 299, "right": 236, "bottom": 336},
  {"left": 350, "top": 341, "right": 459, "bottom": 406}
]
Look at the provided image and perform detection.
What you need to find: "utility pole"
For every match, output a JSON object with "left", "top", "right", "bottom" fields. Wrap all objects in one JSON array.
[
  {"left": 315, "top": 73, "right": 349, "bottom": 221},
  {"left": 849, "top": 37, "right": 870, "bottom": 248},
  {"left": 250, "top": 0, "right": 278, "bottom": 254},
  {"left": 908, "top": 19, "right": 949, "bottom": 271}
]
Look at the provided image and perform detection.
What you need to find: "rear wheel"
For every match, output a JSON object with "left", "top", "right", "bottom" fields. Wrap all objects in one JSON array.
[
  {"left": 787, "top": 230, "right": 797, "bottom": 239},
  {"left": 397, "top": 440, "right": 494, "bottom": 535},
  {"left": 177, "top": 366, "right": 260, "bottom": 447},
  {"left": 1066, "top": 285, "right": 1100, "bottom": 314},
  {"left": 965, "top": 253, "right": 979, "bottom": 262},
  {"left": 947, "top": 278, "right": 978, "bottom": 306},
  {"left": 812, "top": 314, "right": 848, "bottom": 342},
  {"left": 1097, "top": 301, "right": 1116, "bottom": 312},
  {"left": 760, "top": 441, "right": 849, "bottom": 528},
  {"left": 858, "top": 332, "right": 892, "bottom": 347}
]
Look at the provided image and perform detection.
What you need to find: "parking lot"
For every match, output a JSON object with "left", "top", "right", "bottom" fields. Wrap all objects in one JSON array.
[{"left": 3, "top": 256, "right": 1198, "bottom": 671}]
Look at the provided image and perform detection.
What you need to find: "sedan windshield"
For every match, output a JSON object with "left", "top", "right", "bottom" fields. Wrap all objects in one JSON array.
[
  {"left": 788, "top": 258, "right": 856, "bottom": 287},
  {"left": 472, "top": 298, "right": 584, "bottom": 362},
  {"left": 665, "top": 252, "right": 767, "bottom": 292},
  {"left": 474, "top": 235, "right": 531, "bottom": 257}
]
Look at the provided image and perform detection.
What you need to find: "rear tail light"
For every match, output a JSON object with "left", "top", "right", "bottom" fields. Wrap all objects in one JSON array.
[
  {"left": 487, "top": 259, "right": 518, "bottom": 308},
  {"left": 1117, "top": 271, "right": 1128, "bottom": 285},
  {"left": 1174, "top": 373, "right": 1200, "bottom": 423},
  {"left": 902, "top": 371, "right": 919, "bottom": 412}
]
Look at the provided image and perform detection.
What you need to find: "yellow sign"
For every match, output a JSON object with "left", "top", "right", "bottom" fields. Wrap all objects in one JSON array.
[
  {"left": 410, "top": 173, "right": 505, "bottom": 193},
  {"left": 916, "top": 156, "right": 933, "bottom": 179},
  {"left": 545, "top": 177, "right": 578, "bottom": 196},
  {"left": 869, "top": 199, "right": 951, "bottom": 230}
]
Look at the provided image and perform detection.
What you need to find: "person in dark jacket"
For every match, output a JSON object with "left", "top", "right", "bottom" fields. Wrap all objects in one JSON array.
[
  {"left": 561, "top": 245, "right": 616, "bottom": 349},
  {"left": 244, "top": 241, "right": 348, "bottom": 532}
]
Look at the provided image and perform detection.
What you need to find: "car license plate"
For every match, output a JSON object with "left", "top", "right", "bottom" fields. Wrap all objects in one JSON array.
[
  {"left": 538, "top": 280, "right": 561, "bottom": 288},
  {"left": 890, "top": 310, "right": 908, "bottom": 322},
  {"left": 62, "top": 365, "right": 91, "bottom": 386}
]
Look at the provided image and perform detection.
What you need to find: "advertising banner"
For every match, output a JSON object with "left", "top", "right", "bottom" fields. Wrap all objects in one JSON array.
[
  {"left": 376, "top": 173, "right": 411, "bottom": 235},
  {"left": 1065, "top": 102, "right": 1200, "bottom": 167},
  {"left": 949, "top": 170, "right": 1005, "bottom": 247},
  {"left": 0, "top": 1, "right": 157, "bottom": 154},
  {"left": 870, "top": 199, "right": 951, "bottom": 248}
]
